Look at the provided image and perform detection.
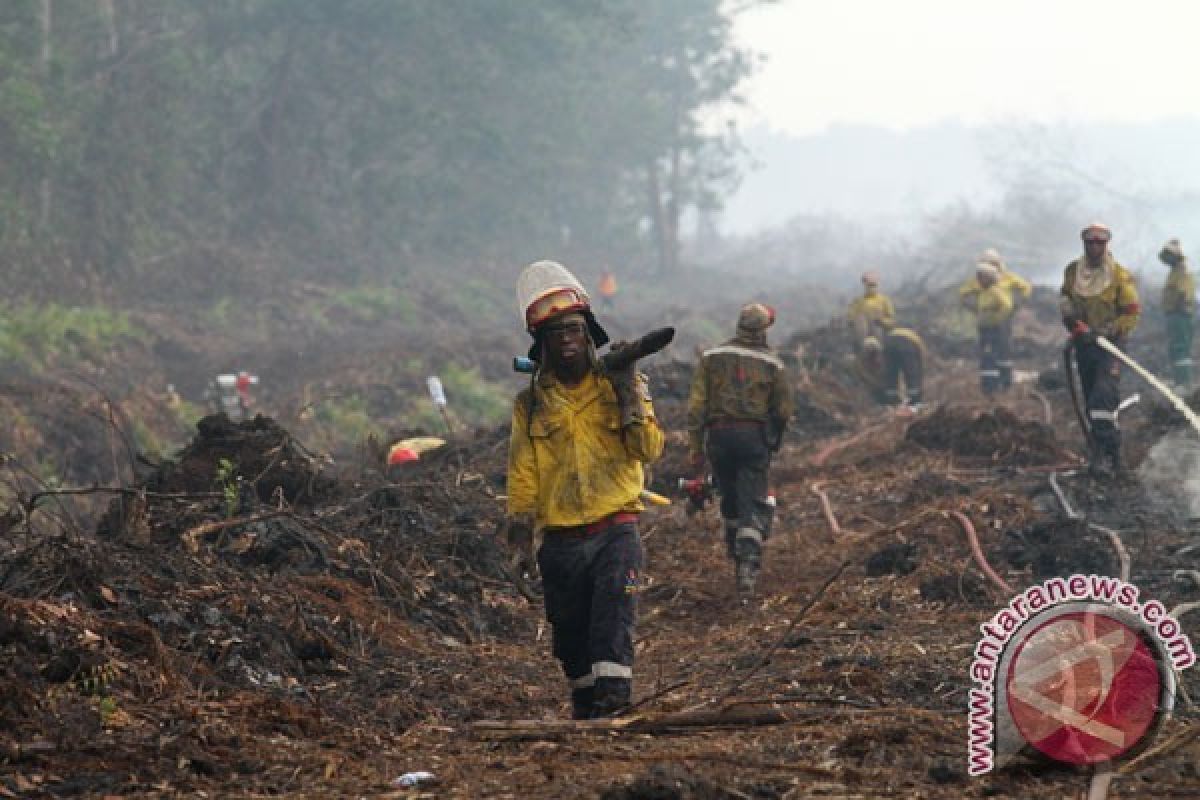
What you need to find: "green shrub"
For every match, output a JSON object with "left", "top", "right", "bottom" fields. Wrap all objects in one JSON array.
[
  {"left": 0, "top": 303, "right": 136, "bottom": 368},
  {"left": 314, "top": 394, "right": 383, "bottom": 446},
  {"left": 439, "top": 364, "right": 510, "bottom": 426}
]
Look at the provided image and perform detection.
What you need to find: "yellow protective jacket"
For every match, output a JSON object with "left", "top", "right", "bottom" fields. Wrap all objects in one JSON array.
[
  {"left": 507, "top": 369, "right": 663, "bottom": 529},
  {"left": 975, "top": 284, "right": 1014, "bottom": 328},
  {"left": 886, "top": 327, "right": 926, "bottom": 356},
  {"left": 850, "top": 327, "right": 925, "bottom": 393},
  {"left": 847, "top": 292, "right": 895, "bottom": 337},
  {"left": 686, "top": 336, "right": 794, "bottom": 456},
  {"left": 1059, "top": 259, "right": 1141, "bottom": 341},
  {"left": 959, "top": 270, "right": 1032, "bottom": 309},
  {"left": 1162, "top": 265, "right": 1196, "bottom": 314}
]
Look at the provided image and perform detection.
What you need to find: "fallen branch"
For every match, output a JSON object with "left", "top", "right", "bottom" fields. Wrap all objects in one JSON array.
[
  {"left": 180, "top": 509, "right": 292, "bottom": 554},
  {"left": 1, "top": 739, "right": 56, "bottom": 762},
  {"left": 566, "top": 746, "right": 842, "bottom": 778},
  {"left": 472, "top": 701, "right": 943, "bottom": 739},
  {"left": 948, "top": 510, "right": 1014, "bottom": 595}
]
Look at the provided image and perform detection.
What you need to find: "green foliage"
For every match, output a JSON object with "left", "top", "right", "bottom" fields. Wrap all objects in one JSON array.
[
  {"left": 0, "top": 303, "right": 136, "bottom": 368},
  {"left": 0, "top": 1, "right": 755, "bottom": 293},
  {"left": 327, "top": 286, "right": 416, "bottom": 325},
  {"left": 314, "top": 394, "right": 383, "bottom": 448},
  {"left": 439, "top": 364, "right": 510, "bottom": 426},
  {"left": 215, "top": 457, "right": 240, "bottom": 518}
]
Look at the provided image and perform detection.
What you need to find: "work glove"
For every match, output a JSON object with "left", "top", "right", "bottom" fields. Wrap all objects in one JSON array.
[
  {"left": 1069, "top": 320, "right": 1096, "bottom": 346},
  {"left": 503, "top": 514, "right": 535, "bottom": 570},
  {"left": 605, "top": 342, "right": 644, "bottom": 428}
]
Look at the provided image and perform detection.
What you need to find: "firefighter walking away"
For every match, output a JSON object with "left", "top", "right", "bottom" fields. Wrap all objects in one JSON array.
[{"left": 687, "top": 303, "right": 793, "bottom": 599}]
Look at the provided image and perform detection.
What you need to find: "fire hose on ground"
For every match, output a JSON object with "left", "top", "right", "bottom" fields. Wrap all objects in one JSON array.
[{"left": 947, "top": 510, "right": 1014, "bottom": 596}]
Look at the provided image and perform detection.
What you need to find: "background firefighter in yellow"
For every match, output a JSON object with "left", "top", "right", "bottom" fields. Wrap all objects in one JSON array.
[
  {"left": 968, "top": 263, "right": 1014, "bottom": 395},
  {"left": 1059, "top": 223, "right": 1140, "bottom": 478},
  {"left": 1158, "top": 238, "right": 1195, "bottom": 389},
  {"left": 686, "top": 303, "right": 793, "bottom": 597},
  {"left": 959, "top": 248, "right": 1030, "bottom": 388},
  {"left": 856, "top": 327, "right": 926, "bottom": 410},
  {"left": 506, "top": 260, "right": 664, "bottom": 720},
  {"left": 847, "top": 270, "right": 895, "bottom": 344}
]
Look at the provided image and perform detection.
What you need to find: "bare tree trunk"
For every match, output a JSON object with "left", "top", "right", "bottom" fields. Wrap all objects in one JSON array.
[
  {"left": 38, "top": 0, "right": 53, "bottom": 230},
  {"left": 664, "top": 134, "right": 681, "bottom": 273},
  {"left": 647, "top": 159, "right": 669, "bottom": 275},
  {"left": 99, "top": 0, "right": 120, "bottom": 58}
]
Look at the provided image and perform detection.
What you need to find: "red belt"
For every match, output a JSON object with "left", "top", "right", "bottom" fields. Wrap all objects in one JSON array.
[
  {"left": 551, "top": 512, "right": 639, "bottom": 539},
  {"left": 707, "top": 418, "right": 763, "bottom": 430}
]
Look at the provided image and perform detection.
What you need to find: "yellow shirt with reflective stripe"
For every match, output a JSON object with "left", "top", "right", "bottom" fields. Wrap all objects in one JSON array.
[
  {"left": 506, "top": 370, "right": 663, "bottom": 529},
  {"left": 847, "top": 292, "right": 895, "bottom": 331},
  {"left": 1163, "top": 266, "right": 1196, "bottom": 314},
  {"left": 976, "top": 285, "right": 1014, "bottom": 327},
  {"left": 960, "top": 270, "right": 1031, "bottom": 309},
  {"left": 1059, "top": 260, "right": 1141, "bottom": 339}
]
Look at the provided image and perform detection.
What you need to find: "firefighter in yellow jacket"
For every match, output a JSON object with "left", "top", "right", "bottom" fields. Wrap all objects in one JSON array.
[
  {"left": 858, "top": 327, "right": 926, "bottom": 409},
  {"left": 970, "top": 263, "right": 1015, "bottom": 395},
  {"left": 687, "top": 303, "right": 793, "bottom": 597},
  {"left": 959, "top": 248, "right": 1031, "bottom": 388},
  {"left": 1059, "top": 223, "right": 1140, "bottom": 478},
  {"left": 847, "top": 271, "right": 896, "bottom": 344},
  {"left": 506, "top": 260, "right": 664, "bottom": 719},
  {"left": 1159, "top": 239, "right": 1195, "bottom": 389}
]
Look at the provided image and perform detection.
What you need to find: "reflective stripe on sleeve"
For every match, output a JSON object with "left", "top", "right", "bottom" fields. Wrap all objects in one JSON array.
[
  {"left": 570, "top": 674, "right": 596, "bottom": 689},
  {"left": 1089, "top": 410, "right": 1117, "bottom": 421},
  {"left": 701, "top": 344, "right": 784, "bottom": 369}
]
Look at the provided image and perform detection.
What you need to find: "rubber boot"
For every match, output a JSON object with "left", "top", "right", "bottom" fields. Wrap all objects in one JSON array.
[
  {"left": 723, "top": 520, "right": 738, "bottom": 560},
  {"left": 570, "top": 686, "right": 594, "bottom": 720},
  {"left": 591, "top": 677, "right": 631, "bottom": 717},
  {"left": 734, "top": 529, "right": 762, "bottom": 598}
]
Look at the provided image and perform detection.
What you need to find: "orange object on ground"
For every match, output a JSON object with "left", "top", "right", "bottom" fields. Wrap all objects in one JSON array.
[{"left": 387, "top": 445, "right": 419, "bottom": 466}]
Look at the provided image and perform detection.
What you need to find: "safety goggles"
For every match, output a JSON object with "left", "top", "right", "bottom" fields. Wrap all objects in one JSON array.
[{"left": 525, "top": 288, "right": 589, "bottom": 329}]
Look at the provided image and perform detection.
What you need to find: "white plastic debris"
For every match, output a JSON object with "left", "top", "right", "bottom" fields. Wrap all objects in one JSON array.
[{"left": 392, "top": 771, "right": 436, "bottom": 788}]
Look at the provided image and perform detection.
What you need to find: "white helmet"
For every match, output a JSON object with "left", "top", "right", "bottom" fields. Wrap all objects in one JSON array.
[{"left": 516, "top": 260, "right": 591, "bottom": 330}]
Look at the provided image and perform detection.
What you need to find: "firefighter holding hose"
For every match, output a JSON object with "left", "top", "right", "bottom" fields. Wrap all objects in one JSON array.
[{"left": 1060, "top": 223, "right": 1141, "bottom": 479}]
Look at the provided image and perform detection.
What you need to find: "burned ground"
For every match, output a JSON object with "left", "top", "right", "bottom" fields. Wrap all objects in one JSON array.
[{"left": 3, "top": 296, "right": 1200, "bottom": 799}]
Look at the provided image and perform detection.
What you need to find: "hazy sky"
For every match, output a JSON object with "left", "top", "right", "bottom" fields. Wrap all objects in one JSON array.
[{"left": 735, "top": 0, "right": 1200, "bottom": 134}]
